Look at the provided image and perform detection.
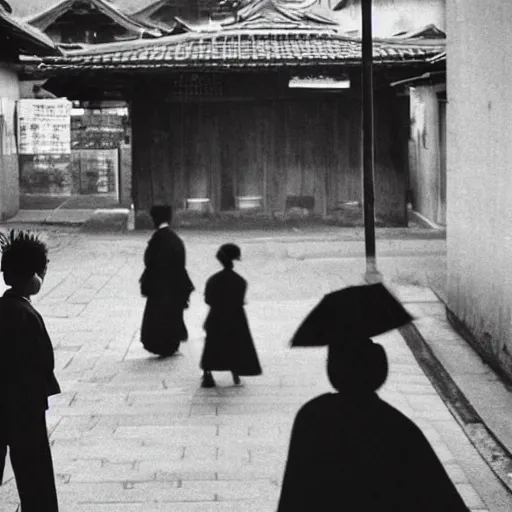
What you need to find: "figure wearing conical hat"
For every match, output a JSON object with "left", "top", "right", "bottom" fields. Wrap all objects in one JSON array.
[{"left": 277, "top": 289, "right": 469, "bottom": 512}]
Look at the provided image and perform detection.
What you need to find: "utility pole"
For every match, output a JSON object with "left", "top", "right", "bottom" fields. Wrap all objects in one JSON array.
[{"left": 362, "top": 0, "right": 381, "bottom": 282}]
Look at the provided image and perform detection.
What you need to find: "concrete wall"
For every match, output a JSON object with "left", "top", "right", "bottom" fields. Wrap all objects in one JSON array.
[
  {"left": 0, "top": 65, "right": 20, "bottom": 220},
  {"left": 446, "top": 0, "right": 512, "bottom": 378},
  {"left": 333, "top": 0, "right": 445, "bottom": 37}
]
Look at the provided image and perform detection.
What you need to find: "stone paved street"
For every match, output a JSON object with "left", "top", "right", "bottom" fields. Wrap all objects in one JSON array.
[{"left": 0, "top": 229, "right": 510, "bottom": 511}]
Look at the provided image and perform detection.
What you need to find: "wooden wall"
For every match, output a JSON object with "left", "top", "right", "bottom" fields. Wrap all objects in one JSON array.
[
  {"left": 408, "top": 86, "right": 445, "bottom": 225},
  {"left": 131, "top": 87, "right": 408, "bottom": 225}
]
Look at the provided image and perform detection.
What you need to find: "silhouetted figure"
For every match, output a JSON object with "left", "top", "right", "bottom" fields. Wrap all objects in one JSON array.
[
  {"left": 200, "top": 244, "right": 262, "bottom": 387},
  {"left": 0, "top": 230, "right": 61, "bottom": 512},
  {"left": 277, "top": 339, "right": 469, "bottom": 511},
  {"left": 140, "top": 205, "right": 194, "bottom": 357}
]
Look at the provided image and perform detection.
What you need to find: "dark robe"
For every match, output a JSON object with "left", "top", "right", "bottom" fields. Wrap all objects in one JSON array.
[
  {"left": 200, "top": 269, "right": 262, "bottom": 376},
  {"left": 277, "top": 392, "right": 469, "bottom": 512},
  {"left": 0, "top": 290, "right": 61, "bottom": 511},
  {"left": 140, "top": 226, "right": 194, "bottom": 356}
]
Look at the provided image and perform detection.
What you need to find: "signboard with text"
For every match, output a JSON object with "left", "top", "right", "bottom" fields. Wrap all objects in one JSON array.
[{"left": 17, "top": 99, "right": 71, "bottom": 155}]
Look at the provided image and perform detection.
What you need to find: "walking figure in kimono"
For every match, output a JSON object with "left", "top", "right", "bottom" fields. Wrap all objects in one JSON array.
[
  {"left": 140, "top": 205, "right": 194, "bottom": 357},
  {"left": 277, "top": 285, "right": 469, "bottom": 512},
  {"left": 0, "top": 230, "right": 61, "bottom": 512},
  {"left": 200, "top": 243, "right": 262, "bottom": 388}
]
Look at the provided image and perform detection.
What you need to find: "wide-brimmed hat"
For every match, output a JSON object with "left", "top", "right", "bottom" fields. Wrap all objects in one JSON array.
[{"left": 290, "top": 283, "right": 413, "bottom": 347}]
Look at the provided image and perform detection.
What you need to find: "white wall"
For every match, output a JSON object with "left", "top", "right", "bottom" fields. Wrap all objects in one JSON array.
[
  {"left": 0, "top": 64, "right": 20, "bottom": 99},
  {"left": 0, "top": 64, "right": 20, "bottom": 219},
  {"left": 446, "top": 0, "right": 512, "bottom": 376},
  {"left": 333, "top": 0, "right": 445, "bottom": 37}
]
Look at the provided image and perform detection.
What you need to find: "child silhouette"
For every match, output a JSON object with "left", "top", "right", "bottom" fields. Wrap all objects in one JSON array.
[
  {"left": 200, "top": 244, "right": 262, "bottom": 388},
  {"left": 0, "top": 230, "right": 60, "bottom": 511}
]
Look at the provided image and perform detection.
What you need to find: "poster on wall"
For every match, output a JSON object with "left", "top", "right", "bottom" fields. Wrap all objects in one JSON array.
[{"left": 17, "top": 99, "right": 71, "bottom": 155}]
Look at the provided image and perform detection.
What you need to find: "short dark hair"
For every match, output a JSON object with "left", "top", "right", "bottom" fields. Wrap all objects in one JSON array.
[
  {"left": 150, "top": 205, "right": 172, "bottom": 226},
  {"left": 216, "top": 243, "right": 241, "bottom": 268},
  {"left": 0, "top": 230, "right": 48, "bottom": 279}
]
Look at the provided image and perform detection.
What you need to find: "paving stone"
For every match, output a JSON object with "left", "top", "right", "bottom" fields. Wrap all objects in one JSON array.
[
  {"left": 456, "top": 483, "right": 486, "bottom": 509},
  {"left": 68, "top": 465, "right": 157, "bottom": 484},
  {"left": 72, "top": 502, "right": 277, "bottom": 512},
  {"left": 0, "top": 478, "right": 18, "bottom": 502},
  {"left": 430, "top": 441, "right": 456, "bottom": 464},
  {"left": 68, "top": 287, "right": 99, "bottom": 304},
  {"left": 57, "top": 481, "right": 217, "bottom": 502},
  {"left": 407, "top": 394, "right": 448, "bottom": 411},
  {"left": 444, "top": 463, "right": 469, "bottom": 484},
  {"left": 82, "top": 274, "right": 113, "bottom": 291},
  {"left": 114, "top": 425, "right": 217, "bottom": 440},
  {"left": 180, "top": 480, "right": 279, "bottom": 501},
  {"left": 38, "top": 302, "right": 88, "bottom": 318},
  {"left": 154, "top": 471, "right": 217, "bottom": 482},
  {"left": 2, "top": 231, "right": 506, "bottom": 510}
]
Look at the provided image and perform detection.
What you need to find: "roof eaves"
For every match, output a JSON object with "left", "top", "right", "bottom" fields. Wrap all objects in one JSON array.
[
  {"left": 27, "top": 0, "right": 162, "bottom": 38},
  {"left": 132, "top": 0, "right": 174, "bottom": 20},
  {"left": 26, "top": 0, "right": 73, "bottom": 27},
  {"left": 0, "top": 8, "right": 62, "bottom": 56},
  {"left": 38, "top": 56, "right": 439, "bottom": 73},
  {"left": 332, "top": 0, "right": 350, "bottom": 12},
  {"left": 38, "top": 45, "right": 442, "bottom": 72}
]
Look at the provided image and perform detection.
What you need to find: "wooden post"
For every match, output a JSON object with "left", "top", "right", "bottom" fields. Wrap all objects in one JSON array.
[{"left": 362, "top": 0, "right": 381, "bottom": 282}]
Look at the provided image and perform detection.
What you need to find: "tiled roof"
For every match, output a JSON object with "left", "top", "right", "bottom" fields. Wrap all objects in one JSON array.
[
  {"left": 10, "top": 0, "right": 155, "bottom": 19},
  {"left": 26, "top": 0, "right": 163, "bottom": 37},
  {"left": 427, "top": 51, "right": 445, "bottom": 64},
  {"left": 40, "top": 30, "right": 444, "bottom": 70},
  {"left": 0, "top": 6, "right": 61, "bottom": 56},
  {"left": 222, "top": 0, "right": 339, "bottom": 30}
]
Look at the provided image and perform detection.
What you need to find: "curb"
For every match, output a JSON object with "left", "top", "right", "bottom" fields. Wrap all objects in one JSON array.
[
  {"left": 399, "top": 322, "right": 512, "bottom": 494},
  {"left": 80, "top": 209, "right": 129, "bottom": 233}
]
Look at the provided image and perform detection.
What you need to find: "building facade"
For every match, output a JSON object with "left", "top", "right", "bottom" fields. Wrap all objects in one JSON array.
[
  {"left": 0, "top": 3, "right": 60, "bottom": 219},
  {"left": 26, "top": 0, "right": 163, "bottom": 45},
  {"left": 446, "top": 0, "right": 512, "bottom": 379},
  {"left": 40, "top": 0, "right": 443, "bottom": 227}
]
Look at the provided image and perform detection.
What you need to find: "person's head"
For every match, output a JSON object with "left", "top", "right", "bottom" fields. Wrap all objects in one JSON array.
[
  {"left": 0, "top": 230, "right": 49, "bottom": 296},
  {"left": 326, "top": 338, "right": 388, "bottom": 394},
  {"left": 150, "top": 205, "right": 172, "bottom": 229},
  {"left": 216, "top": 243, "right": 241, "bottom": 269}
]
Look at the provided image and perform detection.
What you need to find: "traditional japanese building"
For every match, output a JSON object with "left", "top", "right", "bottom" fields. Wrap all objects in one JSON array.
[
  {"left": 332, "top": 0, "right": 445, "bottom": 38},
  {"left": 331, "top": 0, "right": 447, "bottom": 226},
  {"left": 132, "top": 0, "right": 232, "bottom": 26},
  {"left": 0, "top": 1, "right": 60, "bottom": 219},
  {"left": 39, "top": 0, "right": 444, "bottom": 227},
  {"left": 26, "top": 0, "right": 164, "bottom": 45}
]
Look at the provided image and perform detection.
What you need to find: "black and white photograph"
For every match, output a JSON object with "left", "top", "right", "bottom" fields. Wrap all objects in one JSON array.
[{"left": 0, "top": 0, "right": 510, "bottom": 510}]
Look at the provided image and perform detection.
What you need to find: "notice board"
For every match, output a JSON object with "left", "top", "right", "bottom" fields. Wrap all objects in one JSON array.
[{"left": 17, "top": 99, "right": 71, "bottom": 155}]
